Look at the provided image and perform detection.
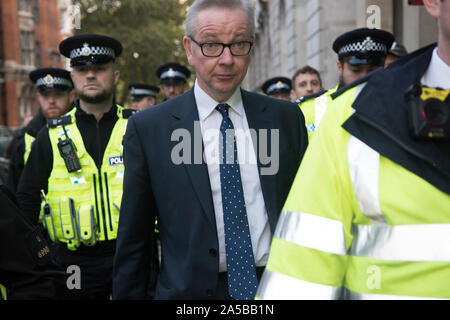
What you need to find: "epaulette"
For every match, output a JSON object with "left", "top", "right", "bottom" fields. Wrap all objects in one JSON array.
[
  {"left": 296, "top": 89, "right": 328, "bottom": 104},
  {"left": 331, "top": 68, "right": 382, "bottom": 100},
  {"left": 122, "top": 108, "right": 137, "bottom": 119},
  {"left": 47, "top": 114, "right": 72, "bottom": 128}
]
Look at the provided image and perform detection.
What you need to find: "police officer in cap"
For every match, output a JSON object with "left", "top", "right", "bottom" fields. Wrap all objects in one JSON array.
[
  {"left": 128, "top": 83, "right": 160, "bottom": 111},
  {"left": 333, "top": 28, "right": 394, "bottom": 88},
  {"left": 262, "top": 76, "right": 292, "bottom": 101},
  {"left": 17, "top": 34, "right": 135, "bottom": 299},
  {"left": 156, "top": 62, "right": 191, "bottom": 100},
  {"left": 299, "top": 28, "right": 394, "bottom": 141},
  {"left": 6, "top": 68, "right": 75, "bottom": 193}
]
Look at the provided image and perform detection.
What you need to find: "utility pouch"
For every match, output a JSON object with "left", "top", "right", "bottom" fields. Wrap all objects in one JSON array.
[
  {"left": 59, "top": 197, "right": 79, "bottom": 250},
  {"left": 77, "top": 204, "right": 96, "bottom": 246}
]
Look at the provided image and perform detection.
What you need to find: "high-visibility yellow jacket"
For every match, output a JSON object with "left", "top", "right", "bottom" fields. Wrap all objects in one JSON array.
[
  {"left": 298, "top": 87, "right": 338, "bottom": 142},
  {"left": 42, "top": 106, "right": 129, "bottom": 251},
  {"left": 256, "top": 81, "right": 450, "bottom": 300}
]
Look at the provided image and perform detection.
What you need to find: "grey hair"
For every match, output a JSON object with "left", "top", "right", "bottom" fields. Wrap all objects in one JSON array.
[{"left": 185, "top": 0, "right": 255, "bottom": 38}]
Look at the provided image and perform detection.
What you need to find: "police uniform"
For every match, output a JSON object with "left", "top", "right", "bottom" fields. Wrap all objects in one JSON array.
[
  {"left": 6, "top": 68, "right": 74, "bottom": 193},
  {"left": 0, "top": 185, "right": 64, "bottom": 299},
  {"left": 256, "top": 43, "right": 450, "bottom": 299},
  {"left": 17, "top": 34, "right": 133, "bottom": 299},
  {"left": 299, "top": 28, "right": 394, "bottom": 141},
  {"left": 156, "top": 62, "right": 191, "bottom": 100},
  {"left": 261, "top": 77, "right": 292, "bottom": 100}
]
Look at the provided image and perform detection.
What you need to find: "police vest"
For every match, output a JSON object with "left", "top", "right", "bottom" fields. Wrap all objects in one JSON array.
[
  {"left": 23, "top": 132, "right": 35, "bottom": 164},
  {"left": 298, "top": 87, "right": 338, "bottom": 141},
  {"left": 257, "top": 84, "right": 450, "bottom": 300},
  {"left": 42, "top": 106, "right": 130, "bottom": 251}
]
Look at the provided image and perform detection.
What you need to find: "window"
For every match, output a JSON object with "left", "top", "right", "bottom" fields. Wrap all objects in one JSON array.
[
  {"left": 33, "top": 0, "right": 39, "bottom": 22},
  {"left": 18, "top": 0, "right": 32, "bottom": 13},
  {"left": 20, "top": 31, "right": 34, "bottom": 66},
  {"left": 35, "top": 41, "right": 41, "bottom": 67}
]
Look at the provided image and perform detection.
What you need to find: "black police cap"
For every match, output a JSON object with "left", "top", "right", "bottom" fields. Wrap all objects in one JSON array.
[
  {"left": 332, "top": 28, "right": 394, "bottom": 66},
  {"left": 29, "top": 68, "right": 73, "bottom": 92},
  {"left": 59, "top": 34, "right": 123, "bottom": 68},
  {"left": 156, "top": 62, "right": 191, "bottom": 84},
  {"left": 262, "top": 77, "right": 292, "bottom": 95},
  {"left": 128, "top": 83, "right": 160, "bottom": 100},
  {"left": 389, "top": 42, "right": 408, "bottom": 57}
]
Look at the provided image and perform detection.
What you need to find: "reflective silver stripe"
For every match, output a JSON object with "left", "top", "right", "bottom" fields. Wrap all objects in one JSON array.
[
  {"left": 347, "top": 135, "right": 387, "bottom": 224},
  {"left": 257, "top": 269, "right": 342, "bottom": 300},
  {"left": 131, "top": 88, "right": 157, "bottom": 96},
  {"left": 160, "top": 70, "right": 186, "bottom": 80},
  {"left": 351, "top": 223, "right": 450, "bottom": 261},
  {"left": 275, "top": 211, "right": 346, "bottom": 255},
  {"left": 314, "top": 93, "right": 328, "bottom": 128},
  {"left": 343, "top": 287, "right": 447, "bottom": 300}
]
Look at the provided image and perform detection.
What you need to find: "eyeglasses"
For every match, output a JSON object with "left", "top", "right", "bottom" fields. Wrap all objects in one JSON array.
[{"left": 189, "top": 37, "right": 253, "bottom": 57}]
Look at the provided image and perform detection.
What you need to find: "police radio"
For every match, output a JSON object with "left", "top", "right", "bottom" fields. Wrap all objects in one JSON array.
[
  {"left": 57, "top": 126, "right": 81, "bottom": 172},
  {"left": 406, "top": 84, "right": 450, "bottom": 140}
]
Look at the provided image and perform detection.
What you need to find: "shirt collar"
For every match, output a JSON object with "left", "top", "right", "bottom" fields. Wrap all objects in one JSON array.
[
  {"left": 422, "top": 46, "right": 450, "bottom": 89},
  {"left": 194, "top": 80, "right": 244, "bottom": 121}
]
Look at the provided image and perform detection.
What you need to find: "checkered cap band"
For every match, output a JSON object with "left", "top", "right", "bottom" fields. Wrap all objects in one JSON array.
[
  {"left": 70, "top": 46, "right": 116, "bottom": 59},
  {"left": 36, "top": 77, "right": 73, "bottom": 88},
  {"left": 338, "top": 41, "right": 387, "bottom": 55}
]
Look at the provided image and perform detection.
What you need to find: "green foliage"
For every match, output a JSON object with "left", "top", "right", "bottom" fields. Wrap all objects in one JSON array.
[{"left": 75, "top": 0, "right": 194, "bottom": 104}]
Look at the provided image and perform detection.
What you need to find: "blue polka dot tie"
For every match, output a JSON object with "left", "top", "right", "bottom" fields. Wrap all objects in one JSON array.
[{"left": 216, "top": 104, "right": 258, "bottom": 300}]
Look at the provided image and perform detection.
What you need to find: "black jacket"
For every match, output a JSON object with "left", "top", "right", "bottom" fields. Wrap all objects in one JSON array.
[
  {"left": 0, "top": 185, "right": 64, "bottom": 299},
  {"left": 6, "top": 111, "right": 47, "bottom": 193}
]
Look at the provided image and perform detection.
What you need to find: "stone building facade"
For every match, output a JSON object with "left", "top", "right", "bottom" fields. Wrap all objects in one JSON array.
[
  {"left": 0, "top": 0, "right": 73, "bottom": 127},
  {"left": 243, "top": 0, "right": 438, "bottom": 93}
]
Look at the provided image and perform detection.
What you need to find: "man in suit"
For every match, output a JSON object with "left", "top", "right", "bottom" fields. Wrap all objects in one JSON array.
[{"left": 112, "top": 0, "right": 308, "bottom": 300}]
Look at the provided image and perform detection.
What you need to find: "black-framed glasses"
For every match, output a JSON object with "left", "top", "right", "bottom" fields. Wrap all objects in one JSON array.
[{"left": 189, "top": 37, "right": 253, "bottom": 57}]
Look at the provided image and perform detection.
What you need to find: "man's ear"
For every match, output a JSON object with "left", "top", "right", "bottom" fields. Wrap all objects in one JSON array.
[
  {"left": 336, "top": 60, "right": 343, "bottom": 73},
  {"left": 423, "top": 0, "right": 440, "bottom": 19},
  {"left": 183, "top": 36, "right": 195, "bottom": 67}
]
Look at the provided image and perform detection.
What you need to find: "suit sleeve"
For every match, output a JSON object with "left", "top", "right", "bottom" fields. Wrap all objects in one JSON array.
[{"left": 113, "top": 116, "right": 157, "bottom": 299}]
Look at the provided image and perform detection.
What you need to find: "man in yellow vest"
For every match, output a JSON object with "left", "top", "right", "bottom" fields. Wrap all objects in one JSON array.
[
  {"left": 6, "top": 68, "right": 74, "bottom": 193},
  {"left": 17, "top": 34, "right": 135, "bottom": 299},
  {"left": 256, "top": 0, "right": 450, "bottom": 300},
  {"left": 299, "top": 28, "right": 394, "bottom": 141}
]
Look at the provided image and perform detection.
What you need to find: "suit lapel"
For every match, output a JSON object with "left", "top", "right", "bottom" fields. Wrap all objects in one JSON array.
[
  {"left": 241, "top": 90, "right": 279, "bottom": 232},
  {"left": 170, "top": 89, "right": 216, "bottom": 231}
]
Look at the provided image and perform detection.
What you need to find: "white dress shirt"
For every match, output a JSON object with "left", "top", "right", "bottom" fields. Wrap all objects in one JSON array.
[
  {"left": 421, "top": 46, "right": 450, "bottom": 89},
  {"left": 194, "top": 80, "right": 272, "bottom": 272}
]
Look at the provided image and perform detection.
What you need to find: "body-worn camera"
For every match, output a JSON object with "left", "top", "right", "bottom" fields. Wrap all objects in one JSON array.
[{"left": 405, "top": 84, "right": 450, "bottom": 140}]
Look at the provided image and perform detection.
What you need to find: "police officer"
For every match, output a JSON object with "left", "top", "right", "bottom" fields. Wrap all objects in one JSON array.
[
  {"left": 6, "top": 68, "right": 75, "bottom": 192},
  {"left": 261, "top": 76, "right": 292, "bottom": 101},
  {"left": 299, "top": 28, "right": 394, "bottom": 141},
  {"left": 128, "top": 83, "right": 159, "bottom": 111},
  {"left": 17, "top": 34, "right": 134, "bottom": 299},
  {"left": 257, "top": 0, "right": 450, "bottom": 300},
  {"left": 156, "top": 62, "right": 191, "bottom": 100}
]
